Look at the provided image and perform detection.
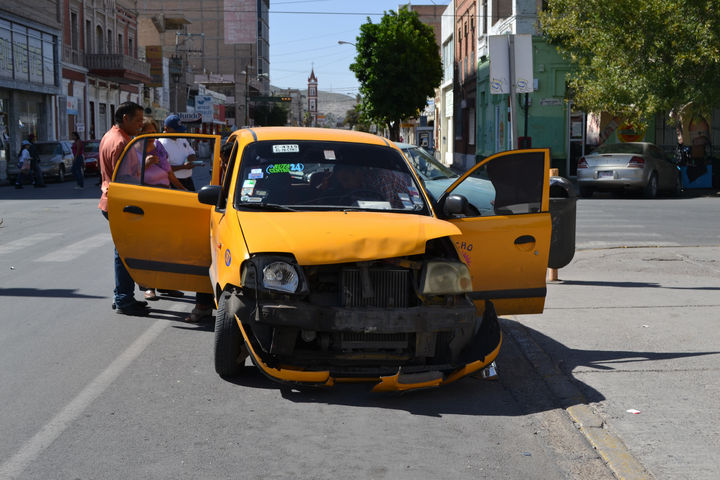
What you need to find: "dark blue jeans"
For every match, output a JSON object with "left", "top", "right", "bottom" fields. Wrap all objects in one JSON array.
[
  {"left": 102, "top": 210, "right": 136, "bottom": 307},
  {"left": 72, "top": 155, "right": 84, "bottom": 187}
]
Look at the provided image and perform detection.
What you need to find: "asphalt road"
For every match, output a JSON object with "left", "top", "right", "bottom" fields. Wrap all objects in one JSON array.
[{"left": 1, "top": 177, "right": 718, "bottom": 479}]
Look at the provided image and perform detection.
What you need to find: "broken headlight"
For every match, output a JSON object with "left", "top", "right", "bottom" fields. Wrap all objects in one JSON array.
[
  {"left": 262, "top": 261, "right": 299, "bottom": 293},
  {"left": 420, "top": 261, "right": 472, "bottom": 295}
]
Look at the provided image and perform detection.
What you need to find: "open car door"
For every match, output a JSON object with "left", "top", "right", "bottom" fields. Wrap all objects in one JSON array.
[
  {"left": 107, "top": 133, "right": 222, "bottom": 293},
  {"left": 438, "top": 149, "right": 551, "bottom": 315}
]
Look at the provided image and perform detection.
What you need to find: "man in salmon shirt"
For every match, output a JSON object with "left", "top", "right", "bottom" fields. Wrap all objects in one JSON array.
[{"left": 98, "top": 101, "right": 148, "bottom": 316}]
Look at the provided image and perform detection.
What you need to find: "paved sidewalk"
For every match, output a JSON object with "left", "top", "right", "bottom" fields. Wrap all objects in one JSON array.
[{"left": 515, "top": 246, "right": 720, "bottom": 479}]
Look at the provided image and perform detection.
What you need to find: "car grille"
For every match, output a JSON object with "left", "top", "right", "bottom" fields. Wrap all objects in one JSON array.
[
  {"left": 340, "top": 332, "right": 409, "bottom": 350},
  {"left": 341, "top": 268, "right": 410, "bottom": 308}
]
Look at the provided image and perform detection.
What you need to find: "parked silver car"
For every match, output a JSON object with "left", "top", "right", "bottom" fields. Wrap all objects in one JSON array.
[
  {"left": 8, "top": 140, "right": 75, "bottom": 183},
  {"left": 577, "top": 142, "right": 681, "bottom": 198}
]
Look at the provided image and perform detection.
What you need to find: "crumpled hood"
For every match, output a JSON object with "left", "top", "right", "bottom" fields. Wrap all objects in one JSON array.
[{"left": 236, "top": 211, "right": 461, "bottom": 265}]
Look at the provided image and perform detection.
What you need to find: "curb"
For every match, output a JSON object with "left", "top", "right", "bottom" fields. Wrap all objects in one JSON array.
[{"left": 504, "top": 318, "right": 654, "bottom": 480}]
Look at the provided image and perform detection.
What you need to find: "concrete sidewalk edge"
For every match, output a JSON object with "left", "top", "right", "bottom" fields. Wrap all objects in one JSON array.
[{"left": 504, "top": 318, "right": 655, "bottom": 480}]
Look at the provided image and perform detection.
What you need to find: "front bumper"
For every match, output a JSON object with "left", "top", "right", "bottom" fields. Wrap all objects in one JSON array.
[{"left": 238, "top": 300, "right": 502, "bottom": 392}]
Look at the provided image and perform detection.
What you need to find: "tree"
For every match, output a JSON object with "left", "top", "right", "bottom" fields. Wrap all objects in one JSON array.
[
  {"left": 350, "top": 7, "right": 442, "bottom": 140},
  {"left": 251, "top": 102, "right": 289, "bottom": 126},
  {"left": 541, "top": 0, "right": 720, "bottom": 127},
  {"left": 344, "top": 103, "right": 372, "bottom": 132}
]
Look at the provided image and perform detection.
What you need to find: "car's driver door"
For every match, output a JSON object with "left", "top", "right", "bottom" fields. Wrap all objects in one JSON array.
[
  {"left": 438, "top": 149, "right": 551, "bottom": 315},
  {"left": 107, "top": 133, "right": 222, "bottom": 293}
]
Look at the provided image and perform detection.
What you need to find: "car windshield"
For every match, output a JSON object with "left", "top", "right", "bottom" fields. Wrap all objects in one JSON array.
[
  {"left": 234, "top": 140, "right": 428, "bottom": 213},
  {"left": 401, "top": 145, "right": 457, "bottom": 181},
  {"left": 593, "top": 143, "right": 644, "bottom": 155},
  {"left": 36, "top": 143, "right": 61, "bottom": 155},
  {"left": 84, "top": 141, "right": 100, "bottom": 153}
]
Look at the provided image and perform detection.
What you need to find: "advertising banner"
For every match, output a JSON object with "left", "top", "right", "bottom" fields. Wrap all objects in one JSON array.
[
  {"left": 489, "top": 35, "right": 510, "bottom": 95},
  {"left": 224, "top": 0, "right": 257, "bottom": 44}
]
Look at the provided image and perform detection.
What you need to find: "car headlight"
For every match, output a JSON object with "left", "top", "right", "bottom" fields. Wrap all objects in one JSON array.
[
  {"left": 262, "top": 261, "right": 299, "bottom": 293},
  {"left": 421, "top": 261, "right": 472, "bottom": 295}
]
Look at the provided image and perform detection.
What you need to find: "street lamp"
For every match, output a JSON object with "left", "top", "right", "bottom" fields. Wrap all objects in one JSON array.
[{"left": 338, "top": 40, "right": 356, "bottom": 47}]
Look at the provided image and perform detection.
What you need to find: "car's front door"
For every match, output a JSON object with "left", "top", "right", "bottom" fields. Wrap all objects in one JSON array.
[
  {"left": 438, "top": 149, "right": 551, "bottom": 315},
  {"left": 107, "top": 134, "right": 221, "bottom": 293}
]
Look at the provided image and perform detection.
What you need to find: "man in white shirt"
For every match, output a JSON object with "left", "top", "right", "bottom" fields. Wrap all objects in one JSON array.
[{"left": 159, "top": 114, "right": 200, "bottom": 191}]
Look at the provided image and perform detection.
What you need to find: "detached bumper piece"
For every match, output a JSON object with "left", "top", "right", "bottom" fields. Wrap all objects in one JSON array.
[{"left": 240, "top": 300, "right": 502, "bottom": 392}]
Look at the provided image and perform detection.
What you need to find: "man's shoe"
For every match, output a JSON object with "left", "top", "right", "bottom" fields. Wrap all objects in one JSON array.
[
  {"left": 116, "top": 302, "right": 150, "bottom": 316},
  {"left": 144, "top": 289, "right": 159, "bottom": 301},
  {"left": 184, "top": 306, "right": 214, "bottom": 323},
  {"left": 112, "top": 299, "right": 148, "bottom": 309}
]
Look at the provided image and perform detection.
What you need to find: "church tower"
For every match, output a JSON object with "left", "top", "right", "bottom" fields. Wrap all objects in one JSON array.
[{"left": 307, "top": 68, "right": 318, "bottom": 127}]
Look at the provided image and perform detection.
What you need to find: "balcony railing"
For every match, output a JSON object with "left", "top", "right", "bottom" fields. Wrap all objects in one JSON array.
[
  {"left": 85, "top": 53, "right": 151, "bottom": 84},
  {"left": 62, "top": 45, "right": 86, "bottom": 67}
]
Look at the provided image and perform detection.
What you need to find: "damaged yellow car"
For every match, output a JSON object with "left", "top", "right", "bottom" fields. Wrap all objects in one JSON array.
[{"left": 107, "top": 127, "right": 552, "bottom": 392}]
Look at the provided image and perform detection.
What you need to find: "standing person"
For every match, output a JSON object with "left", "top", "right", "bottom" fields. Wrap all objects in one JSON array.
[
  {"left": 26, "top": 134, "right": 46, "bottom": 188},
  {"left": 137, "top": 117, "right": 187, "bottom": 301},
  {"left": 158, "top": 114, "right": 200, "bottom": 191},
  {"left": 98, "top": 101, "right": 149, "bottom": 316},
  {"left": 14, "top": 140, "right": 32, "bottom": 188},
  {"left": 71, "top": 131, "right": 85, "bottom": 189}
]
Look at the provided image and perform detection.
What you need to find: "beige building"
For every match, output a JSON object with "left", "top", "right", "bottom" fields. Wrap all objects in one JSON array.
[{"left": 137, "top": 0, "right": 269, "bottom": 128}]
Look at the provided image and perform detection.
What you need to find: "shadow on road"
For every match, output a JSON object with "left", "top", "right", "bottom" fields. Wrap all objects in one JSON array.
[
  {"left": 557, "top": 279, "right": 720, "bottom": 291},
  {"left": 0, "top": 287, "right": 105, "bottom": 299}
]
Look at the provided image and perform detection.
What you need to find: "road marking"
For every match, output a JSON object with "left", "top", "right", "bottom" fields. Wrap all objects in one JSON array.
[
  {"left": 577, "top": 241, "right": 680, "bottom": 249},
  {"left": 34, "top": 233, "right": 111, "bottom": 262},
  {"left": 0, "top": 321, "right": 168, "bottom": 479},
  {"left": 577, "top": 232, "right": 662, "bottom": 238},
  {"left": 0, "top": 233, "right": 62, "bottom": 255}
]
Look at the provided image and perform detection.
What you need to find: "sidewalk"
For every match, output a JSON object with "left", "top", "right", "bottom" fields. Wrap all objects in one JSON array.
[{"left": 514, "top": 246, "right": 720, "bottom": 479}]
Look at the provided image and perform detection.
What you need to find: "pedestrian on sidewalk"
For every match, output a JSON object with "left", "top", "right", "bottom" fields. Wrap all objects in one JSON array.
[
  {"left": 71, "top": 131, "right": 85, "bottom": 189},
  {"left": 26, "top": 134, "right": 46, "bottom": 188},
  {"left": 98, "top": 101, "right": 148, "bottom": 316},
  {"left": 14, "top": 140, "right": 32, "bottom": 188}
]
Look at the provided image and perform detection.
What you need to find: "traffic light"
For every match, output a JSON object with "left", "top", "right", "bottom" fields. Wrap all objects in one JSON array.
[{"left": 280, "top": 96, "right": 292, "bottom": 102}]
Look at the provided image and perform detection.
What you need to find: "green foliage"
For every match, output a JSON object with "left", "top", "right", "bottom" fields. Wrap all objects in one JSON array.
[
  {"left": 251, "top": 102, "right": 289, "bottom": 126},
  {"left": 541, "top": 0, "right": 720, "bottom": 125},
  {"left": 350, "top": 7, "right": 442, "bottom": 140},
  {"left": 344, "top": 103, "right": 372, "bottom": 132}
]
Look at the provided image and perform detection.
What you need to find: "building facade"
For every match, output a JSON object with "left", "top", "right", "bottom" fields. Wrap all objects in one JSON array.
[
  {"left": 453, "top": 0, "right": 476, "bottom": 170},
  {"left": 0, "top": 1, "right": 63, "bottom": 181}
]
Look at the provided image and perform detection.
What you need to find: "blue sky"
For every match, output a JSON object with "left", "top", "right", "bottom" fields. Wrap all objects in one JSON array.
[{"left": 269, "top": 1, "right": 450, "bottom": 97}]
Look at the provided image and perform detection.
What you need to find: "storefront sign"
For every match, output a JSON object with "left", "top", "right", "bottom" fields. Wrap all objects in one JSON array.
[
  {"left": 66, "top": 96, "right": 79, "bottom": 115},
  {"left": 145, "top": 46, "right": 163, "bottom": 87}
]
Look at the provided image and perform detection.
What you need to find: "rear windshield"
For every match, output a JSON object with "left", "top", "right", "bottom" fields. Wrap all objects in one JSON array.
[
  {"left": 84, "top": 141, "right": 100, "bottom": 153},
  {"left": 593, "top": 143, "right": 643, "bottom": 154},
  {"left": 234, "top": 140, "right": 428, "bottom": 213},
  {"left": 36, "top": 143, "right": 62, "bottom": 155}
]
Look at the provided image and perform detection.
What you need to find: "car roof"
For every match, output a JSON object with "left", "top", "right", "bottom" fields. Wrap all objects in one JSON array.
[{"left": 226, "top": 127, "right": 392, "bottom": 147}]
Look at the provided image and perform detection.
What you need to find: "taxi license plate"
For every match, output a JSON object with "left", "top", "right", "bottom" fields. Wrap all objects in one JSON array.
[{"left": 598, "top": 170, "right": 613, "bottom": 178}]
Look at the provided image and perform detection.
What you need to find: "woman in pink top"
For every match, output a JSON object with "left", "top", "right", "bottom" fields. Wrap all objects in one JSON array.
[{"left": 141, "top": 118, "right": 186, "bottom": 190}]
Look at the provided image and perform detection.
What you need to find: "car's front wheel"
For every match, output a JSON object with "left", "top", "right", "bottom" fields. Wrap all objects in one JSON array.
[{"left": 214, "top": 290, "right": 249, "bottom": 377}]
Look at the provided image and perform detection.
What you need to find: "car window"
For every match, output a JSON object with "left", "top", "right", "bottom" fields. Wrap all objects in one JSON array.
[
  {"left": 402, "top": 146, "right": 456, "bottom": 181},
  {"left": 84, "top": 141, "right": 100, "bottom": 153},
  {"left": 593, "top": 143, "right": 643, "bottom": 154},
  {"left": 444, "top": 151, "right": 545, "bottom": 216},
  {"left": 36, "top": 143, "right": 59, "bottom": 156},
  {"left": 234, "top": 141, "right": 429, "bottom": 213}
]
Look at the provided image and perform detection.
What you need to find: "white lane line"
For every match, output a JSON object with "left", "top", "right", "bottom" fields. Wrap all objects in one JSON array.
[
  {"left": 34, "top": 233, "right": 112, "bottom": 262},
  {"left": 577, "top": 232, "right": 662, "bottom": 238},
  {"left": 0, "top": 321, "right": 168, "bottom": 479},
  {"left": 0, "top": 233, "right": 62, "bottom": 255},
  {"left": 577, "top": 241, "right": 681, "bottom": 248}
]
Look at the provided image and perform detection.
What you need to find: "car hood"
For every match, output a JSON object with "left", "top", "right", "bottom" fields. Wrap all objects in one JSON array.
[{"left": 236, "top": 211, "right": 461, "bottom": 264}]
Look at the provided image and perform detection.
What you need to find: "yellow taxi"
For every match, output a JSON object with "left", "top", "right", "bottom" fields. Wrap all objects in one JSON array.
[{"left": 108, "top": 127, "right": 552, "bottom": 392}]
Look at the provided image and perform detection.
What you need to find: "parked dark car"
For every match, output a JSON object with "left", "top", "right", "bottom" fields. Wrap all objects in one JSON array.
[
  {"left": 7, "top": 140, "right": 74, "bottom": 183},
  {"left": 82, "top": 140, "right": 101, "bottom": 175}
]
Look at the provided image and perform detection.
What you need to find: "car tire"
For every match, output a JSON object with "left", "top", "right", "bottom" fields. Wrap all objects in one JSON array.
[
  {"left": 643, "top": 172, "right": 658, "bottom": 198},
  {"left": 579, "top": 186, "right": 594, "bottom": 198},
  {"left": 57, "top": 165, "right": 65, "bottom": 183},
  {"left": 214, "top": 290, "right": 249, "bottom": 377}
]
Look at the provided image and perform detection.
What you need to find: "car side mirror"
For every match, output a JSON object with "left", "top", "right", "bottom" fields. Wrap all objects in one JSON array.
[
  {"left": 198, "top": 185, "right": 221, "bottom": 206},
  {"left": 443, "top": 194, "right": 469, "bottom": 216}
]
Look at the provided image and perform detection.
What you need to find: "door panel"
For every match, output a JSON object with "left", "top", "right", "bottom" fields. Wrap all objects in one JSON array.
[
  {"left": 107, "top": 134, "right": 221, "bottom": 293},
  {"left": 440, "top": 149, "right": 551, "bottom": 315}
]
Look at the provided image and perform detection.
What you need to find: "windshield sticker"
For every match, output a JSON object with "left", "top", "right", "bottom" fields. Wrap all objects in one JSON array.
[
  {"left": 245, "top": 196, "right": 263, "bottom": 203},
  {"left": 266, "top": 163, "right": 304, "bottom": 174},
  {"left": 411, "top": 195, "right": 423, "bottom": 205},
  {"left": 255, "top": 189, "right": 268, "bottom": 196},
  {"left": 249, "top": 168, "right": 264, "bottom": 179},
  {"left": 241, "top": 179, "right": 256, "bottom": 196},
  {"left": 324, "top": 150, "right": 336, "bottom": 160},
  {"left": 357, "top": 200, "right": 392, "bottom": 209},
  {"left": 272, "top": 144, "right": 299, "bottom": 153}
]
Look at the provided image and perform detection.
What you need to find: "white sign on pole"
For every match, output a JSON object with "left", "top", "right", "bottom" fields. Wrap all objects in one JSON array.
[
  {"left": 514, "top": 34, "right": 534, "bottom": 93},
  {"left": 195, "top": 95, "right": 214, "bottom": 122},
  {"left": 489, "top": 35, "right": 510, "bottom": 95}
]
